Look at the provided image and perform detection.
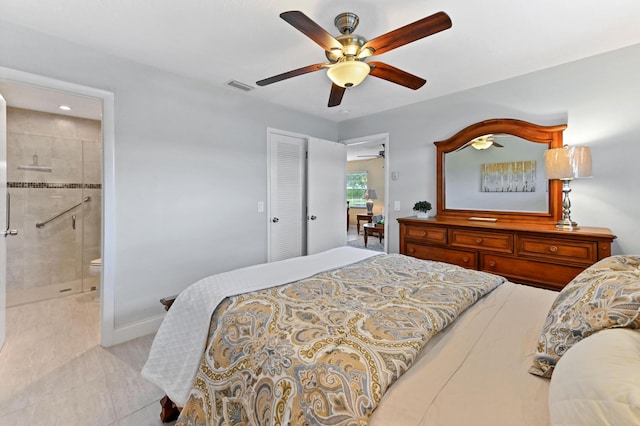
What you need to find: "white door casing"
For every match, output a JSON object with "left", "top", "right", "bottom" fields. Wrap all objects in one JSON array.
[
  {"left": 267, "top": 130, "right": 306, "bottom": 262},
  {"left": 307, "top": 138, "right": 347, "bottom": 255},
  {"left": 0, "top": 67, "right": 115, "bottom": 346},
  {"left": 0, "top": 94, "right": 7, "bottom": 351}
]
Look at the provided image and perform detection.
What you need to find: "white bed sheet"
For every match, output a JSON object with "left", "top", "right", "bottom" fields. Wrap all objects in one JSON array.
[{"left": 370, "top": 281, "right": 558, "bottom": 426}]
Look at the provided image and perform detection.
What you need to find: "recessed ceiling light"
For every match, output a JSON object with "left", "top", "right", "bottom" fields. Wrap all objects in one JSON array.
[
  {"left": 339, "top": 109, "right": 351, "bottom": 114},
  {"left": 59, "top": 105, "right": 71, "bottom": 111}
]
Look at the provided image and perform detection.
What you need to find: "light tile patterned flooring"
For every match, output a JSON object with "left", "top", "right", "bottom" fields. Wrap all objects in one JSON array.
[{"left": 0, "top": 293, "right": 173, "bottom": 426}]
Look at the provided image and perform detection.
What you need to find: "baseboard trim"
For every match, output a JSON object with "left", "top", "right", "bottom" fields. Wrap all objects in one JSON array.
[{"left": 109, "top": 313, "right": 165, "bottom": 346}]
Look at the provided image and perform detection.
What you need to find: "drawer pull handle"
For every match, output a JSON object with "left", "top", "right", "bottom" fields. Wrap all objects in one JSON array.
[
  {"left": 408, "top": 248, "right": 415, "bottom": 254},
  {"left": 489, "top": 261, "right": 496, "bottom": 267},
  {"left": 475, "top": 238, "right": 483, "bottom": 244},
  {"left": 462, "top": 256, "right": 469, "bottom": 263},
  {"left": 421, "top": 231, "right": 427, "bottom": 237},
  {"left": 549, "top": 246, "right": 558, "bottom": 253}
]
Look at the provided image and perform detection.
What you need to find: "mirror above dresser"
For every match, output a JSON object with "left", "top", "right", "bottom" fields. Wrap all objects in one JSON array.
[{"left": 435, "top": 118, "right": 565, "bottom": 224}]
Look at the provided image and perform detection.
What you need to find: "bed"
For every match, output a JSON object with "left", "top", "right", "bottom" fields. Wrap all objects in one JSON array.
[{"left": 142, "top": 247, "right": 640, "bottom": 425}]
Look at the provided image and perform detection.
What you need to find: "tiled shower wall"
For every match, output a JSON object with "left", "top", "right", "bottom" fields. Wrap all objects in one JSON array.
[{"left": 6, "top": 107, "right": 101, "bottom": 306}]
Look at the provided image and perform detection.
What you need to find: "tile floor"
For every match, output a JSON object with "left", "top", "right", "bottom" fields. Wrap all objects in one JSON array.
[{"left": 0, "top": 292, "right": 173, "bottom": 426}]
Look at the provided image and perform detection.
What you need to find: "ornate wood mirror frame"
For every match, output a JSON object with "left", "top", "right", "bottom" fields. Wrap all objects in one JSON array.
[{"left": 435, "top": 118, "right": 566, "bottom": 224}]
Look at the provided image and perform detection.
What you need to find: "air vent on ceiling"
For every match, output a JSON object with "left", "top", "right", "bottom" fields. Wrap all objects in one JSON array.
[{"left": 227, "top": 80, "right": 254, "bottom": 92}]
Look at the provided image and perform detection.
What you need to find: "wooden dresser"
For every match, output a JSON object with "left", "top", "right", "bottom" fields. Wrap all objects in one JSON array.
[{"left": 398, "top": 216, "right": 616, "bottom": 291}]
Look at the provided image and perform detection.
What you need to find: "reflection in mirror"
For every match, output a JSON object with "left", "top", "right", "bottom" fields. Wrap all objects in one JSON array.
[{"left": 445, "top": 134, "right": 548, "bottom": 212}]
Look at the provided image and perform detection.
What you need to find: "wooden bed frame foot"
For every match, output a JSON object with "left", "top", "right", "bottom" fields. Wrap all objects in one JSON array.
[{"left": 160, "top": 394, "right": 180, "bottom": 423}]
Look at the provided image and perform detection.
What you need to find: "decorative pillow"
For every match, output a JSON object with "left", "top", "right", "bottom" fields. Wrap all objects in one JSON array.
[
  {"left": 549, "top": 328, "right": 640, "bottom": 425},
  {"left": 529, "top": 255, "right": 640, "bottom": 378}
]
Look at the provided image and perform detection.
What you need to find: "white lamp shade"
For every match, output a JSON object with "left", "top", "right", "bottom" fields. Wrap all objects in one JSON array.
[
  {"left": 545, "top": 146, "right": 592, "bottom": 180},
  {"left": 327, "top": 61, "right": 370, "bottom": 88},
  {"left": 570, "top": 146, "right": 592, "bottom": 178}
]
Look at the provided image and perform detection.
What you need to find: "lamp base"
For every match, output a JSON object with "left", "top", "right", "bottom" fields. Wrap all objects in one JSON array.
[
  {"left": 366, "top": 200, "right": 374, "bottom": 214},
  {"left": 556, "top": 218, "right": 578, "bottom": 230},
  {"left": 557, "top": 180, "right": 578, "bottom": 230}
]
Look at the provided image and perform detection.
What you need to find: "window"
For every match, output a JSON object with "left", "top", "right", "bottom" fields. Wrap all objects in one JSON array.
[{"left": 347, "top": 171, "right": 368, "bottom": 207}]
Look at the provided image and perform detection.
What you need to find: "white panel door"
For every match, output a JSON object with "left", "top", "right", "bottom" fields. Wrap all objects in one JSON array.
[
  {"left": 307, "top": 138, "right": 346, "bottom": 255},
  {"left": 268, "top": 131, "right": 306, "bottom": 262},
  {"left": 0, "top": 94, "right": 8, "bottom": 351}
]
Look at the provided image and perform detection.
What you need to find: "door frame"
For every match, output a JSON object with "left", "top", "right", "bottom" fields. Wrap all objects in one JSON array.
[
  {"left": 0, "top": 66, "right": 116, "bottom": 346},
  {"left": 342, "top": 133, "right": 390, "bottom": 252}
]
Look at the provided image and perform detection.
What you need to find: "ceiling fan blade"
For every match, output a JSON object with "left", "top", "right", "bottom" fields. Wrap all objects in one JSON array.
[
  {"left": 256, "top": 63, "right": 329, "bottom": 86},
  {"left": 369, "top": 62, "right": 426, "bottom": 90},
  {"left": 455, "top": 141, "right": 473, "bottom": 152},
  {"left": 280, "top": 11, "right": 343, "bottom": 52},
  {"left": 362, "top": 11, "right": 452, "bottom": 57},
  {"left": 328, "top": 83, "right": 346, "bottom": 107}
]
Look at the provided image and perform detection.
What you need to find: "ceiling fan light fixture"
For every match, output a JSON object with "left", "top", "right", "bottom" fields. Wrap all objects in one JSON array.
[
  {"left": 327, "top": 60, "right": 370, "bottom": 88},
  {"left": 471, "top": 135, "right": 494, "bottom": 150}
]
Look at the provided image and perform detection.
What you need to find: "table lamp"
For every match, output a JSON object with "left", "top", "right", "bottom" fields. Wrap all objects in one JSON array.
[
  {"left": 544, "top": 145, "right": 592, "bottom": 230},
  {"left": 362, "top": 188, "right": 377, "bottom": 214}
]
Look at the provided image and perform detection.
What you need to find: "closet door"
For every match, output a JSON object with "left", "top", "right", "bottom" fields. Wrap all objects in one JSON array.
[
  {"left": 307, "top": 138, "right": 346, "bottom": 255},
  {"left": 267, "top": 131, "right": 306, "bottom": 262}
]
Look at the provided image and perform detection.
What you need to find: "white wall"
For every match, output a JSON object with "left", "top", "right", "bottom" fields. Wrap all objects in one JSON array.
[
  {"left": 0, "top": 21, "right": 336, "bottom": 336},
  {"left": 339, "top": 43, "right": 640, "bottom": 256}
]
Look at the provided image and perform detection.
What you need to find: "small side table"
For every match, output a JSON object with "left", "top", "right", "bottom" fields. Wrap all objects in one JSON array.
[
  {"left": 356, "top": 213, "right": 373, "bottom": 234},
  {"left": 363, "top": 223, "right": 384, "bottom": 247}
]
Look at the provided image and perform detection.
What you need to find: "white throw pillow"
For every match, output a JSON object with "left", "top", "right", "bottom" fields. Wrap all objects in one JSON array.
[{"left": 548, "top": 328, "right": 640, "bottom": 425}]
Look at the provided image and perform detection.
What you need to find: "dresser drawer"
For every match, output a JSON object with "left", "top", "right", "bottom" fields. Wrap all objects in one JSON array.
[
  {"left": 406, "top": 243, "right": 477, "bottom": 269},
  {"left": 516, "top": 236, "right": 597, "bottom": 265},
  {"left": 405, "top": 225, "right": 447, "bottom": 244},
  {"left": 481, "top": 253, "right": 582, "bottom": 290},
  {"left": 449, "top": 229, "right": 513, "bottom": 253}
]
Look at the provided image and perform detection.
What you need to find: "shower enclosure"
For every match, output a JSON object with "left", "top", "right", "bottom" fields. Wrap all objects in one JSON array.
[{"left": 5, "top": 107, "right": 102, "bottom": 307}]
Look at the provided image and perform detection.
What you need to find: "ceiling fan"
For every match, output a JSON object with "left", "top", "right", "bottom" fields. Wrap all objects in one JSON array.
[
  {"left": 357, "top": 144, "right": 385, "bottom": 159},
  {"left": 457, "top": 134, "right": 505, "bottom": 151},
  {"left": 256, "top": 10, "right": 452, "bottom": 107}
]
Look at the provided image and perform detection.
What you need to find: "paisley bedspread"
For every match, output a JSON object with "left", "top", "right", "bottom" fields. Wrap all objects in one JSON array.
[{"left": 176, "top": 254, "right": 504, "bottom": 425}]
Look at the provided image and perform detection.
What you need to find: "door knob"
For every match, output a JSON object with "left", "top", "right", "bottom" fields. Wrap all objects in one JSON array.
[
  {"left": 272, "top": 217, "right": 279, "bottom": 223},
  {"left": 310, "top": 215, "right": 317, "bottom": 220}
]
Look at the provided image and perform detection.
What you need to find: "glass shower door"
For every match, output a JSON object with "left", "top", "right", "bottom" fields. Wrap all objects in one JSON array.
[
  {"left": 6, "top": 131, "right": 85, "bottom": 306},
  {"left": 6, "top": 107, "right": 102, "bottom": 307}
]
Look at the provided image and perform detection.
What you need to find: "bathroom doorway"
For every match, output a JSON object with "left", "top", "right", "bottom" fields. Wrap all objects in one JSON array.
[{"left": 0, "top": 81, "right": 103, "bottom": 307}]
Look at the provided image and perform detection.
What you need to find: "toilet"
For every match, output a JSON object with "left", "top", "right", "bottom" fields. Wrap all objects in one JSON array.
[{"left": 89, "top": 258, "right": 102, "bottom": 276}]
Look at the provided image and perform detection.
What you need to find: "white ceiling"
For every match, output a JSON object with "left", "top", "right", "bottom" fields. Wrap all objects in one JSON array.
[
  {"left": 0, "top": 80, "right": 103, "bottom": 120},
  {"left": 2, "top": 0, "right": 640, "bottom": 122}
]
